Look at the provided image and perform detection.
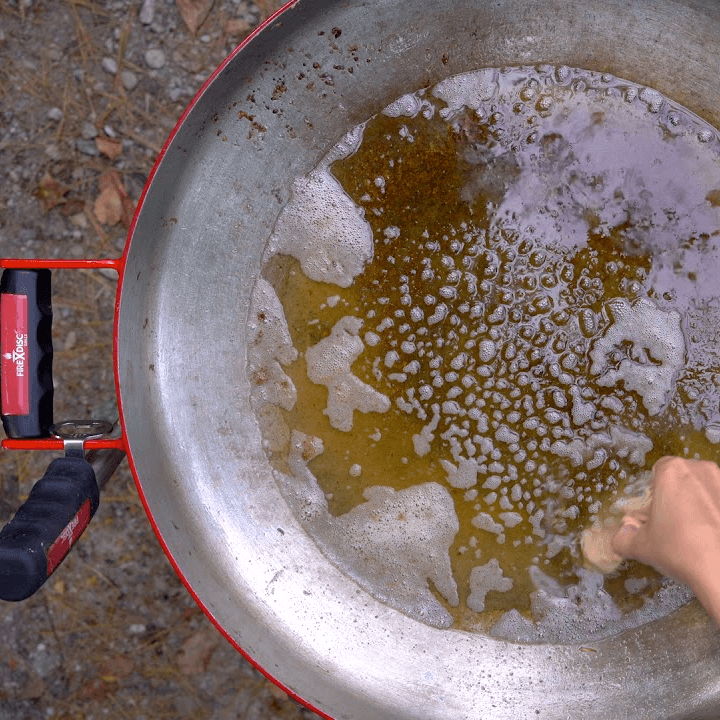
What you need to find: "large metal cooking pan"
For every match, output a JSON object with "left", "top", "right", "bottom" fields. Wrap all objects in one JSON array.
[{"left": 5, "top": 0, "right": 720, "bottom": 717}]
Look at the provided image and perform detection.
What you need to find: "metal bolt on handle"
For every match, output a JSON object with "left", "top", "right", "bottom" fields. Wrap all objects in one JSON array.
[{"left": 50, "top": 420, "right": 114, "bottom": 458}]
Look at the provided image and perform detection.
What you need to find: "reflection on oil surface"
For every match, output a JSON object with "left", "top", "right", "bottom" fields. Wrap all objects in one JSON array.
[{"left": 248, "top": 66, "right": 720, "bottom": 642}]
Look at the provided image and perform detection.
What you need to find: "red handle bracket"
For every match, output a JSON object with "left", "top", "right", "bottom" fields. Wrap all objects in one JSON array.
[
  {"left": 2, "top": 437, "right": 126, "bottom": 451},
  {"left": 0, "top": 258, "right": 123, "bottom": 272}
]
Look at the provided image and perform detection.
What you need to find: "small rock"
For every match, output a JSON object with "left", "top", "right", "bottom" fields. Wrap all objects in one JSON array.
[
  {"left": 29, "top": 643, "right": 61, "bottom": 678},
  {"left": 199, "top": 34, "right": 211, "bottom": 43},
  {"left": 81, "top": 121, "right": 98, "bottom": 139},
  {"left": 121, "top": 69, "right": 138, "bottom": 91},
  {"left": 44, "top": 144, "right": 62, "bottom": 161},
  {"left": 47, "top": 107, "right": 63, "bottom": 122},
  {"left": 128, "top": 623, "right": 146, "bottom": 634},
  {"left": 69, "top": 212, "right": 88, "bottom": 228},
  {"left": 21, "top": 672, "right": 46, "bottom": 700},
  {"left": 63, "top": 331, "right": 77, "bottom": 352},
  {"left": 101, "top": 56, "right": 117, "bottom": 75},
  {"left": 144, "top": 48, "right": 166, "bottom": 69},
  {"left": 139, "top": 0, "right": 155, "bottom": 24},
  {"left": 76, "top": 139, "right": 99, "bottom": 156}
]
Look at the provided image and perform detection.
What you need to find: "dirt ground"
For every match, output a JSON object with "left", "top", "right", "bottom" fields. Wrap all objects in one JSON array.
[{"left": 0, "top": 1, "right": 319, "bottom": 718}]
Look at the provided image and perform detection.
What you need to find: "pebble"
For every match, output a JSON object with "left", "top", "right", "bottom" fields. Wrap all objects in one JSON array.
[
  {"left": 75, "top": 138, "right": 99, "bottom": 156},
  {"left": 139, "top": 0, "right": 156, "bottom": 25},
  {"left": 47, "top": 107, "right": 63, "bottom": 122},
  {"left": 29, "top": 642, "right": 61, "bottom": 678},
  {"left": 101, "top": 56, "right": 117, "bottom": 74},
  {"left": 45, "top": 144, "right": 62, "bottom": 161},
  {"left": 145, "top": 48, "right": 166, "bottom": 69},
  {"left": 121, "top": 69, "right": 138, "bottom": 91},
  {"left": 63, "top": 331, "right": 77, "bottom": 352},
  {"left": 81, "top": 121, "right": 98, "bottom": 139}
]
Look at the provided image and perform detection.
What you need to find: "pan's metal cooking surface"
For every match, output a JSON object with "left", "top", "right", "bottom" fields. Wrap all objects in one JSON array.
[{"left": 119, "top": 1, "right": 720, "bottom": 718}]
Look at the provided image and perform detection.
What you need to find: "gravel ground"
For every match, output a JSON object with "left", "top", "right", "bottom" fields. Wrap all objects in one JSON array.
[{"left": 0, "top": 1, "right": 318, "bottom": 718}]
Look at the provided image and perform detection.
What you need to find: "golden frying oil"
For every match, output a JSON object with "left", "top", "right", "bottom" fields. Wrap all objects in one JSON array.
[{"left": 259, "top": 66, "right": 720, "bottom": 632}]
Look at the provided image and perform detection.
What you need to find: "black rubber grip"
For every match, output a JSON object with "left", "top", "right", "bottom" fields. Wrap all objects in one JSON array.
[
  {"left": 0, "top": 457, "right": 99, "bottom": 601},
  {"left": 0, "top": 269, "right": 53, "bottom": 438}
]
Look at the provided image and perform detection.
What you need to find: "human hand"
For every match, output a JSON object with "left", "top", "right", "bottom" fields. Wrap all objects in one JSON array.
[{"left": 611, "top": 456, "right": 720, "bottom": 589}]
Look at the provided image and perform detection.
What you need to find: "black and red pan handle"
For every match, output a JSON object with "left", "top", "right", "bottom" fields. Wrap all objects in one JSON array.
[
  {"left": 0, "top": 268, "right": 53, "bottom": 439},
  {"left": 0, "top": 269, "right": 108, "bottom": 601}
]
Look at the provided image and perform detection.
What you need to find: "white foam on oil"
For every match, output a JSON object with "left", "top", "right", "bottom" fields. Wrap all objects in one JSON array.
[
  {"left": 382, "top": 92, "right": 423, "bottom": 118},
  {"left": 490, "top": 566, "right": 693, "bottom": 644},
  {"left": 247, "top": 278, "right": 298, "bottom": 411},
  {"left": 412, "top": 405, "right": 440, "bottom": 457},
  {"left": 549, "top": 425, "right": 652, "bottom": 469},
  {"left": 277, "top": 431, "right": 460, "bottom": 628},
  {"left": 705, "top": 423, "right": 720, "bottom": 444},
  {"left": 590, "top": 297, "right": 685, "bottom": 416},
  {"left": 265, "top": 169, "right": 373, "bottom": 288},
  {"left": 305, "top": 316, "right": 390, "bottom": 431},
  {"left": 440, "top": 456, "right": 479, "bottom": 489},
  {"left": 431, "top": 68, "right": 499, "bottom": 114},
  {"left": 467, "top": 559, "right": 513, "bottom": 612}
]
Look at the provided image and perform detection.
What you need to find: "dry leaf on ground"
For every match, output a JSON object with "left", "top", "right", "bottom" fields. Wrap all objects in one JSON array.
[
  {"left": 99, "top": 654, "right": 136, "bottom": 681},
  {"left": 257, "top": 0, "right": 286, "bottom": 21},
  {"left": 225, "top": 18, "right": 251, "bottom": 36},
  {"left": 94, "top": 170, "right": 128, "bottom": 226},
  {"left": 177, "top": 628, "right": 221, "bottom": 675},
  {"left": 60, "top": 197, "right": 86, "bottom": 217},
  {"left": 121, "top": 194, "right": 135, "bottom": 229},
  {"left": 78, "top": 677, "right": 116, "bottom": 701},
  {"left": 94, "top": 186, "right": 123, "bottom": 226},
  {"left": 35, "top": 172, "right": 69, "bottom": 212},
  {"left": 96, "top": 135, "right": 123, "bottom": 160},
  {"left": 176, "top": 0, "right": 215, "bottom": 35}
]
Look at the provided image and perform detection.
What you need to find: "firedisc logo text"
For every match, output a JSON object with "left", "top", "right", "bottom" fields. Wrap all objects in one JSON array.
[{"left": 12, "top": 330, "right": 26, "bottom": 377}]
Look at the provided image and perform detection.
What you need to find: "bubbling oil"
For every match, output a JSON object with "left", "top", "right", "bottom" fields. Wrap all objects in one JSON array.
[{"left": 249, "top": 65, "right": 720, "bottom": 642}]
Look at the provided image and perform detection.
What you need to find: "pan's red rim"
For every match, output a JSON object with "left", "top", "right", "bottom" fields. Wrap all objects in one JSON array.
[{"left": 115, "top": 3, "right": 333, "bottom": 718}]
